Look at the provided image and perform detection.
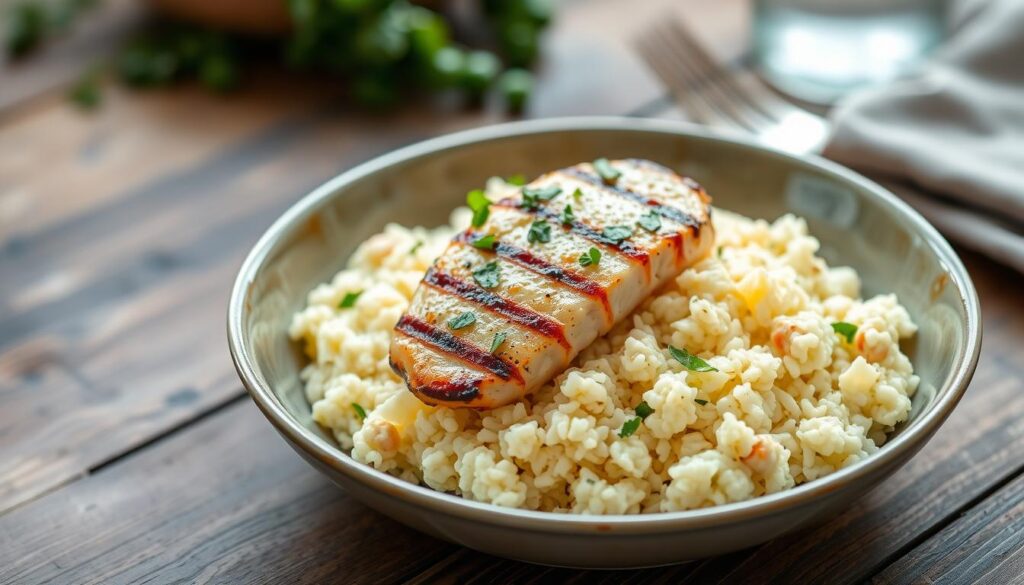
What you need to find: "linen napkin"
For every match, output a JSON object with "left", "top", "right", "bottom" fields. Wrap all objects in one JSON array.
[{"left": 824, "top": 0, "right": 1024, "bottom": 273}]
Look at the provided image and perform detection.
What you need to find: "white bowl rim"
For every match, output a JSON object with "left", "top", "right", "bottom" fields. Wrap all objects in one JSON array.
[{"left": 228, "top": 116, "right": 981, "bottom": 534}]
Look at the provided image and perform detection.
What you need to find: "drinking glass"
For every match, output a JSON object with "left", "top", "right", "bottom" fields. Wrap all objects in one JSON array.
[{"left": 754, "top": 0, "right": 948, "bottom": 104}]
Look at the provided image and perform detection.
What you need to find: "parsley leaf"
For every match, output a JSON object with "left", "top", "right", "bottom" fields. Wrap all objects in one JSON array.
[
  {"left": 339, "top": 291, "right": 363, "bottom": 308},
  {"left": 572, "top": 187, "right": 583, "bottom": 201},
  {"left": 506, "top": 174, "right": 526, "bottom": 186},
  {"left": 472, "top": 234, "right": 497, "bottom": 250},
  {"left": 448, "top": 311, "right": 476, "bottom": 330},
  {"left": 832, "top": 322, "right": 858, "bottom": 343},
  {"left": 561, "top": 204, "right": 575, "bottom": 226},
  {"left": 521, "top": 185, "right": 561, "bottom": 209},
  {"left": 528, "top": 219, "right": 552, "bottom": 244},
  {"left": 409, "top": 240, "right": 424, "bottom": 255},
  {"left": 694, "top": 398, "right": 709, "bottom": 406},
  {"left": 637, "top": 211, "right": 662, "bottom": 232},
  {"left": 352, "top": 402, "right": 368, "bottom": 421},
  {"left": 472, "top": 261, "right": 501, "bottom": 288},
  {"left": 601, "top": 225, "right": 633, "bottom": 244},
  {"left": 619, "top": 417, "right": 642, "bottom": 438},
  {"left": 578, "top": 247, "right": 602, "bottom": 267},
  {"left": 490, "top": 332, "right": 507, "bottom": 353},
  {"left": 634, "top": 401, "right": 654, "bottom": 419},
  {"left": 594, "top": 158, "right": 621, "bottom": 184},
  {"left": 668, "top": 345, "right": 719, "bottom": 372},
  {"left": 467, "top": 189, "right": 491, "bottom": 228}
]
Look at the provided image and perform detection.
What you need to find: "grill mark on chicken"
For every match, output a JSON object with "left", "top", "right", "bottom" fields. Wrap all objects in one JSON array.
[
  {"left": 389, "top": 356, "right": 483, "bottom": 402},
  {"left": 394, "top": 315, "right": 523, "bottom": 383},
  {"left": 493, "top": 199, "right": 651, "bottom": 266},
  {"left": 561, "top": 167, "right": 702, "bottom": 229},
  {"left": 422, "top": 269, "right": 572, "bottom": 352},
  {"left": 453, "top": 231, "right": 613, "bottom": 321}
]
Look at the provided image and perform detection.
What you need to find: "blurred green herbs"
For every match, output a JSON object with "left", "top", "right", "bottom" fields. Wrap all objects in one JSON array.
[{"left": 5, "top": 0, "right": 551, "bottom": 111}]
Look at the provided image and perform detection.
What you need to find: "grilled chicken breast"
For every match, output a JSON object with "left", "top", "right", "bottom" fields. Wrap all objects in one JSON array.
[{"left": 389, "top": 158, "right": 714, "bottom": 409}]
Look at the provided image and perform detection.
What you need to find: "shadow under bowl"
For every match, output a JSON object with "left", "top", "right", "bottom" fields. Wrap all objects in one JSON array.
[{"left": 228, "top": 117, "right": 981, "bottom": 568}]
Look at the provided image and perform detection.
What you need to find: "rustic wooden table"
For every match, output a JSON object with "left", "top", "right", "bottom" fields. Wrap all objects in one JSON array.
[{"left": 1, "top": 1, "right": 1022, "bottom": 583}]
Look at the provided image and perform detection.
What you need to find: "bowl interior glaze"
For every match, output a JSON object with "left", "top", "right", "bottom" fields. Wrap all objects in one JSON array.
[{"left": 229, "top": 118, "right": 980, "bottom": 567}]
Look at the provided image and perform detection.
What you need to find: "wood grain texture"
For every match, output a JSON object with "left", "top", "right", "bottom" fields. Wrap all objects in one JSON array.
[
  {"left": 0, "top": 399, "right": 455, "bottom": 585},
  {"left": 873, "top": 472, "right": 1024, "bottom": 585}
]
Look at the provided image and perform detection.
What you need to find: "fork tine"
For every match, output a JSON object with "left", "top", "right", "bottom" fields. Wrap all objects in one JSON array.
[
  {"left": 635, "top": 33, "right": 743, "bottom": 131},
  {"left": 650, "top": 23, "right": 772, "bottom": 132},
  {"left": 665, "top": 20, "right": 792, "bottom": 122}
]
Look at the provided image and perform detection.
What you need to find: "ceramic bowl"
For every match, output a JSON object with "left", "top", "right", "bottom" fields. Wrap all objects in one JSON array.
[{"left": 228, "top": 117, "right": 981, "bottom": 568}]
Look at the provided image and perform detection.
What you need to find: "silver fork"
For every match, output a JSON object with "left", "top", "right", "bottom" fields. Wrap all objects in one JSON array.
[{"left": 636, "top": 19, "right": 830, "bottom": 155}]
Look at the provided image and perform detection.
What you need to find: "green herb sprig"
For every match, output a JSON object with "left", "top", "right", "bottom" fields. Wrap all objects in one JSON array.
[
  {"left": 528, "top": 219, "right": 552, "bottom": 244},
  {"left": 467, "top": 189, "right": 491, "bottom": 228},
  {"left": 472, "top": 261, "right": 501, "bottom": 288},
  {"left": 578, "top": 247, "right": 601, "bottom": 267},
  {"left": 619, "top": 417, "right": 642, "bottom": 438},
  {"left": 832, "top": 322, "right": 858, "bottom": 343},
  {"left": 637, "top": 211, "right": 661, "bottom": 232},
  {"left": 521, "top": 185, "right": 561, "bottom": 210},
  {"left": 594, "top": 158, "right": 621, "bottom": 184},
  {"left": 339, "top": 291, "right": 363, "bottom": 309},
  {"left": 489, "top": 332, "right": 507, "bottom": 353},
  {"left": 560, "top": 204, "right": 575, "bottom": 226},
  {"left": 472, "top": 234, "right": 497, "bottom": 250},
  {"left": 448, "top": 311, "right": 476, "bottom": 330},
  {"left": 668, "top": 346, "right": 718, "bottom": 372},
  {"left": 352, "top": 402, "right": 368, "bottom": 421},
  {"left": 601, "top": 225, "right": 633, "bottom": 244}
]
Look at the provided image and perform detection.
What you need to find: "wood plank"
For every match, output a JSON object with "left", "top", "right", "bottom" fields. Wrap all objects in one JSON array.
[
  {"left": 0, "top": 399, "right": 456, "bottom": 585},
  {"left": 0, "top": 70, "right": 342, "bottom": 249},
  {"left": 873, "top": 472, "right": 1024, "bottom": 584}
]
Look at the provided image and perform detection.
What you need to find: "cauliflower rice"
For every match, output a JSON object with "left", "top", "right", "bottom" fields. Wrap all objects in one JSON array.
[{"left": 289, "top": 199, "right": 919, "bottom": 514}]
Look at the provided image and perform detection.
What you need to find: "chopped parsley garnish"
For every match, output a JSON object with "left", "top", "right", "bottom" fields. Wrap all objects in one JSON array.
[
  {"left": 572, "top": 187, "right": 583, "bottom": 201},
  {"left": 521, "top": 185, "right": 562, "bottom": 209},
  {"left": 637, "top": 211, "right": 662, "bottom": 232},
  {"left": 716, "top": 246, "right": 723, "bottom": 258},
  {"left": 694, "top": 398, "right": 709, "bottom": 406},
  {"left": 409, "top": 240, "right": 424, "bottom": 255},
  {"left": 594, "top": 158, "right": 621, "bottom": 184},
  {"left": 832, "top": 322, "right": 858, "bottom": 343},
  {"left": 339, "top": 291, "right": 363, "bottom": 308},
  {"left": 619, "top": 417, "right": 642, "bottom": 438},
  {"left": 528, "top": 219, "right": 552, "bottom": 244},
  {"left": 448, "top": 311, "right": 477, "bottom": 330},
  {"left": 490, "top": 332, "right": 507, "bottom": 353},
  {"left": 352, "top": 402, "right": 368, "bottom": 421},
  {"left": 472, "top": 234, "right": 497, "bottom": 250},
  {"left": 467, "top": 189, "right": 491, "bottom": 228},
  {"left": 506, "top": 174, "right": 526, "bottom": 186},
  {"left": 668, "top": 345, "right": 719, "bottom": 372},
  {"left": 472, "top": 261, "right": 501, "bottom": 288},
  {"left": 579, "top": 246, "right": 602, "bottom": 267},
  {"left": 634, "top": 401, "right": 654, "bottom": 419},
  {"left": 561, "top": 204, "right": 575, "bottom": 226},
  {"left": 601, "top": 225, "right": 633, "bottom": 244}
]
